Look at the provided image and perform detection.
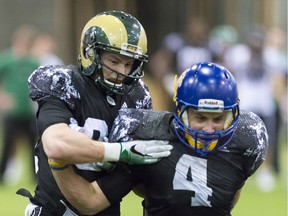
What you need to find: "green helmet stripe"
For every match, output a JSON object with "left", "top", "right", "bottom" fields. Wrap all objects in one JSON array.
[
  {"left": 93, "top": 26, "right": 109, "bottom": 46},
  {"left": 109, "top": 11, "right": 141, "bottom": 46}
]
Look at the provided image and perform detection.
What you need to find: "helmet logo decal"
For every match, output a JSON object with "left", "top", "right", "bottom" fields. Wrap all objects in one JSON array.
[
  {"left": 177, "top": 69, "right": 189, "bottom": 88},
  {"left": 198, "top": 99, "right": 224, "bottom": 111},
  {"left": 173, "top": 69, "right": 189, "bottom": 103}
]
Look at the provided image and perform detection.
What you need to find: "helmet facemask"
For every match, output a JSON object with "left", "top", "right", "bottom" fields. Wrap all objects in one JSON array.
[
  {"left": 173, "top": 62, "right": 240, "bottom": 156},
  {"left": 84, "top": 46, "right": 145, "bottom": 95},
  {"left": 78, "top": 10, "right": 148, "bottom": 95},
  {"left": 174, "top": 104, "right": 239, "bottom": 156}
]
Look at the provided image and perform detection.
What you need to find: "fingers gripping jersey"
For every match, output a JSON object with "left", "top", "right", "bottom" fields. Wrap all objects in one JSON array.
[
  {"left": 26, "top": 65, "right": 152, "bottom": 215},
  {"left": 107, "top": 109, "right": 269, "bottom": 216},
  {"left": 109, "top": 108, "right": 176, "bottom": 142}
]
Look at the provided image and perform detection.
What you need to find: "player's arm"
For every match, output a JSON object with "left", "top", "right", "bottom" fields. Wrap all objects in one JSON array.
[
  {"left": 43, "top": 123, "right": 172, "bottom": 165},
  {"left": 51, "top": 165, "right": 110, "bottom": 215},
  {"left": 42, "top": 123, "right": 106, "bottom": 164},
  {"left": 51, "top": 163, "right": 137, "bottom": 215}
]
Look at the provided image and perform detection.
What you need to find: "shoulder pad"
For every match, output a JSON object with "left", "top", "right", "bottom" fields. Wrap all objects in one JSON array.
[
  {"left": 28, "top": 65, "right": 84, "bottom": 109},
  {"left": 109, "top": 108, "right": 175, "bottom": 142},
  {"left": 129, "top": 79, "right": 152, "bottom": 109},
  {"left": 231, "top": 110, "right": 269, "bottom": 173}
]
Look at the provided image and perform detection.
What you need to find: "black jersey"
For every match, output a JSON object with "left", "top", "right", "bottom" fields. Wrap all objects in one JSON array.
[
  {"left": 107, "top": 109, "right": 268, "bottom": 216},
  {"left": 27, "top": 65, "right": 152, "bottom": 215}
]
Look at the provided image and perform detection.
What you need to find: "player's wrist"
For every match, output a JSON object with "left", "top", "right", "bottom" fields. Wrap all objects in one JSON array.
[
  {"left": 48, "top": 159, "right": 69, "bottom": 170},
  {"left": 102, "top": 142, "right": 121, "bottom": 162}
]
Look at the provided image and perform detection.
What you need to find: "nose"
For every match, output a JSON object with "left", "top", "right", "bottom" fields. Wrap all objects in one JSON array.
[
  {"left": 202, "top": 121, "right": 216, "bottom": 133},
  {"left": 116, "top": 64, "right": 129, "bottom": 76}
]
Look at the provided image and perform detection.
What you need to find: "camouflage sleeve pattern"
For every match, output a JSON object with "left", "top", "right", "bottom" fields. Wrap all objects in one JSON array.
[
  {"left": 109, "top": 108, "right": 176, "bottom": 142},
  {"left": 232, "top": 110, "right": 269, "bottom": 176},
  {"left": 129, "top": 79, "right": 153, "bottom": 110},
  {"left": 28, "top": 65, "right": 83, "bottom": 109}
]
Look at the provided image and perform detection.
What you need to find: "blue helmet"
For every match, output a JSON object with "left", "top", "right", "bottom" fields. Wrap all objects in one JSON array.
[{"left": 173, "top": 62, "right": 240, "bottom": 156}]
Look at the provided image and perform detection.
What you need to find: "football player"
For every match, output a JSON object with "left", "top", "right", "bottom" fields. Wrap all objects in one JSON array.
[
  {"left": 49, "top": 62, "right": 269, "bottom": 216},
  {"left": 17, "top": 10, "right": 172, "bottom": 216}
]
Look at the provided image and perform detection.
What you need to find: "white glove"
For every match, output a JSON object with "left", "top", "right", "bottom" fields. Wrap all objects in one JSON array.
[{"left": 103, "top": 140, "right": 173, "bottom": 165}]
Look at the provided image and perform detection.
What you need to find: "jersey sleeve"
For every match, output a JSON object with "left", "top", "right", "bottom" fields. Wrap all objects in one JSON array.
[
  {"left": 28, "top": 65, "right": 83, "bottom": 110},
  {"left": 36, "top": 97, "right": 73, "bottom": 135},
  {"left": 129, "top": 79, "right": 153, "bottom": 110},
  {"left": 109, "top": 108, "right": 177, "bottom": 142},
  {"left": 233, "top": 110, "right": 269, "bottom": 177}
]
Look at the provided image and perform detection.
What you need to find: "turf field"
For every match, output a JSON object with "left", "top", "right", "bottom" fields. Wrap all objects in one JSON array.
[{"left": 0, "top": 139, "right": 287, "bottom": 216}]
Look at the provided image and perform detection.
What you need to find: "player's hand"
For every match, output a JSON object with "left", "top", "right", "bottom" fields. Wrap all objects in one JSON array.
[
  {"left": 94, "top": 162, "right": 115, "bottom": 171},
  {"left": 103, "top": 140, "right": 173, "bottom": 165}
]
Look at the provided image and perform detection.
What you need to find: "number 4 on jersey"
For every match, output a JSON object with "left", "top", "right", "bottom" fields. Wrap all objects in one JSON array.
[{"left": 173, "top": 154, "right": 212, "bottom": 207}]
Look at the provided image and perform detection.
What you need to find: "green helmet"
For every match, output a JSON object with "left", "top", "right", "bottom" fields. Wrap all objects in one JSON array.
[{"left": 79, "top": 10, "right": 148, "bottom": 94}]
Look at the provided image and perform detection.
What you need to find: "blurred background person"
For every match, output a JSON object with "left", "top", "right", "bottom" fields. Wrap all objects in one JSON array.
[
  {"left": 223, "top": 25, "right": 287, "bottom": 192},
  {"left": 208, "top": 24, "right": 239, "bottom": 65},
  {"left": 32, "top": 33, "right": 64, "bottom": 66},
  {"left": 147, "top": 17, "right": 212, "bottom": 111},
  {"left": 0, "top": 25, "right": 39, "bottom": 185},
  {"left": 262, "top": 25, "right": 287, "bottom": 188}
]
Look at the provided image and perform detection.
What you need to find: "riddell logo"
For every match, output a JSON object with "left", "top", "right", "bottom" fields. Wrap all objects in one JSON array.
[
  {"left": 203, "top": 100, "right": 220, "bottom": 105},
  {"left": 198, "top": 99, "right": 224, "bottom": 108}
]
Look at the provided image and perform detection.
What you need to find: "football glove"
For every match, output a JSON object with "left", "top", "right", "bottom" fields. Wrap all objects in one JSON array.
[
  {"left": 103, "top": 140, "right": 172, "bottom": 165},
  {"left": 94, "top": 161, "right": 115, "bottom": 171}
]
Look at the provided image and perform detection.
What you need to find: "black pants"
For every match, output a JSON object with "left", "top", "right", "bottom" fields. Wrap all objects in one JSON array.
[{"left": 0, "top": 115, "right": 36, "bottom": 181}]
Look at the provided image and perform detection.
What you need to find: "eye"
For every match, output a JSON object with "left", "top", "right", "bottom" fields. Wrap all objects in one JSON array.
[
  {"left": 125, "top": 61, "right": 134, "bottom": 67},
  {"left": 194, "top": 115, "right": 206, "bottom": 122},
  {"left": 106, "top": 57, "right": 120, "bottom": 65},
  {"left": 214, "top": 115, "right": 225, "bottom": 123}
]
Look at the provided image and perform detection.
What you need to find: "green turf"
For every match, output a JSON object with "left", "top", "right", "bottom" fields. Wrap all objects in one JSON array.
[{"left": 0, "top": 139, "right": 287, "bottom": 216}]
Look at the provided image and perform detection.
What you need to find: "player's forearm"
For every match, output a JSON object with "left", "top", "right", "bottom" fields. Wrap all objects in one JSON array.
[
  {"left": 44, "top": 123, "right": 172, "bottom": 166},
  {"left": 51, "top": 166, "right": 110, "bottom": 215},
  {"left": 42, "top": 123, "right": 105, "bottom": 164}
]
